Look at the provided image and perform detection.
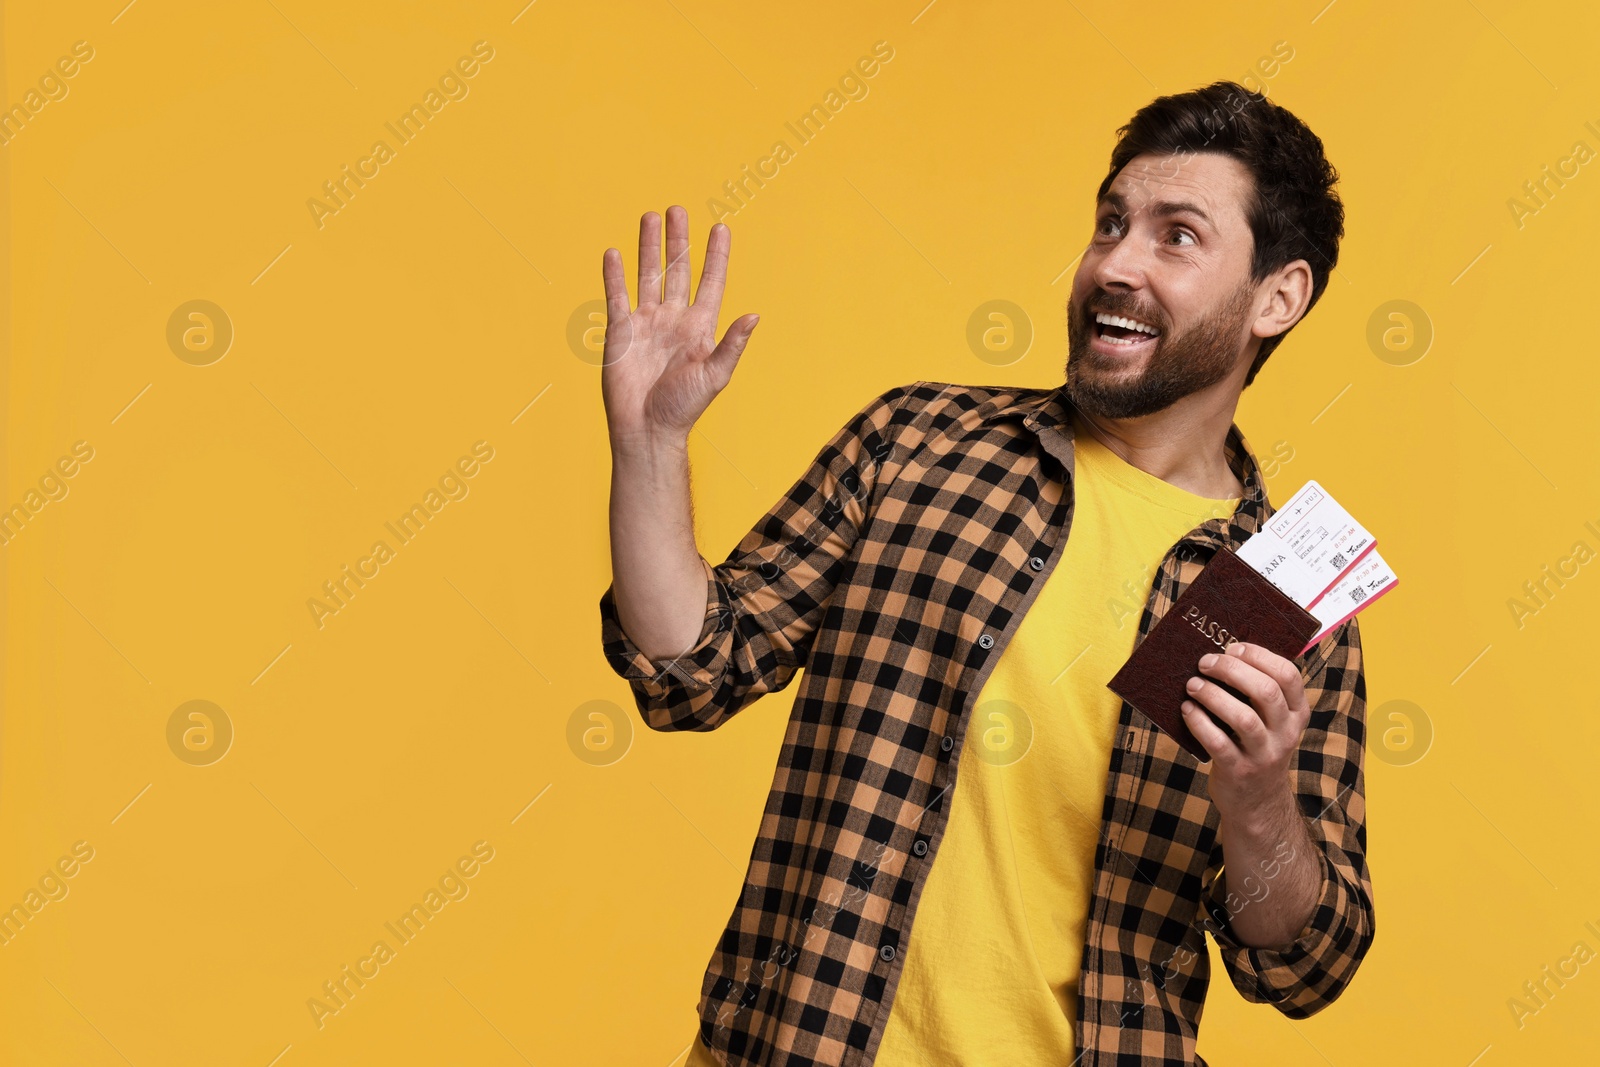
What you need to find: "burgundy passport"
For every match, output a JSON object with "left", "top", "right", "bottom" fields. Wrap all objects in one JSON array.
[{"left": 1107, "top": 544, "right": 1321, "bottom": 761}]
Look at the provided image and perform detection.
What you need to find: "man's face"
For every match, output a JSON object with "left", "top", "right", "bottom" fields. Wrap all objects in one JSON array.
[{"left": 1067, "top": 151, "right": 1263, "bottom": 419}]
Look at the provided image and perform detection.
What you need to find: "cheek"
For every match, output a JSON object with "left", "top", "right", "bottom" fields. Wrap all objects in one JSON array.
[
  {"left": 1068, "top": 286, "right": 1096, "bottom": 330},
  {"left": 1150, "top": 293, "right": 1199, "bottom": 338}
]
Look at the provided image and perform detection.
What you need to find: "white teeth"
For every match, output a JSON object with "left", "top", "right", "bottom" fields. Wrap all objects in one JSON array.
[{"left": 1094, "top": 312, "right": 1159, "bottom": 337}]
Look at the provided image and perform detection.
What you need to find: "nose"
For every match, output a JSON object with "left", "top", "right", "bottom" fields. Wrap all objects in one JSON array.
[{"left": 1091, "top": 229, "right": 1149, "bottom": 293}]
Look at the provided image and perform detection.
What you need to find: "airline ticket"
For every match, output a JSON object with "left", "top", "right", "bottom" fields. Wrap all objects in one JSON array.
[
  {"left": 1236, "top": 479, "right": 1376, "bottom": 609},
  {"left": 1297, "top": 549, "right": 1399, "bottom": 654}
]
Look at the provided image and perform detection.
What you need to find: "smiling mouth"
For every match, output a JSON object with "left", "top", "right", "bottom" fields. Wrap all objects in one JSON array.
[{"left": 1091, "top": 311, "right": 1161, "bottom": 350}]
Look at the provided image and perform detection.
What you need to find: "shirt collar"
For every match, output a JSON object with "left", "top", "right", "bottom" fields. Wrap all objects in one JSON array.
[{"left": 986, "top": 381, "right": 1274, "bottom": 551}]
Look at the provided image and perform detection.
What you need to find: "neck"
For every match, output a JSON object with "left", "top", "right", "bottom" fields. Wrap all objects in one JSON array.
[{"left": 1071, "top": 389, "right": 1246, "bottom": 500}]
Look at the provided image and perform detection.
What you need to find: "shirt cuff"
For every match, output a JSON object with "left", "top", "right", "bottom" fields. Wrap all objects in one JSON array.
[
  {"left": 597, "top": 555, "right": 733, "bottom": 697},
  {"left": 1201, "top": 846, "right": 1347, "bottom": 1004}
]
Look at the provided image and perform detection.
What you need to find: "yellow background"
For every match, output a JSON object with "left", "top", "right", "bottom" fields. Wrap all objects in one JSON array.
[{"left": 2, "top": 0, "right": 1596, "bottom": 1063}]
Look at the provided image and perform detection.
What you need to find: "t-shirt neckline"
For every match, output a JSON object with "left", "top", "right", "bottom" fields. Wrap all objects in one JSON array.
[{"left": 1071, "top": 413, "right": 1241, "bottom": 516}]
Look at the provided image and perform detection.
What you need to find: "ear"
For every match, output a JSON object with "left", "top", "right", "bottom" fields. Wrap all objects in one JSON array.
[{"left": 1250, "top": 259, "right": 1313, "bottom": 342}]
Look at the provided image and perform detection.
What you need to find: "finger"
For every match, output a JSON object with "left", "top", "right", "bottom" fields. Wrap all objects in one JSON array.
[
  {"left": 602, "top": 247, "right": 631, "bottom": 323},
  {"left": 704, "top": 313, "right": 760, "bottom": 388},
  {"left": 663, "top": 205, "right": 692, "bottom": 305},
  {"left": 1180, "top": 700, "right": 1234, "bottom": 764},
  {"left": 1226, "top": 640, "right": 1306, "bottom": 712},
  {"left": 1197, "top": 649, "right": 1287, "bottom": 731},
  {"left": 694, "top": 222, "right": 731, "bottom": 313},
  {"left": 637, "top": 210, "right": 662, "bottom": 307},
  {"left": 1184, "top": 673, "right": 1268, "bottom": 752}
]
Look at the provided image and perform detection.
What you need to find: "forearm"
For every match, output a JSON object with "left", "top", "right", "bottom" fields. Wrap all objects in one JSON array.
[
  {"left": 608, "top": 431, "right": 711, "bottom": 663},
  {"left": 1217, "top": 787, "right": 1322, "bottom": 951}
]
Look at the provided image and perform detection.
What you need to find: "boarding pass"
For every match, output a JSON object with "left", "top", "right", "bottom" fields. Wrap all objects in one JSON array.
[
  {"left": 1298, "top": 549, "right": 1399, "bottom": 655},
  {"left": 1236, "top": 479, "right": 1376, "bottom": 609}
]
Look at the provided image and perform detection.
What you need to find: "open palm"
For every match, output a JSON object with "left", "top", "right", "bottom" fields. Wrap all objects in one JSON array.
[{"left": 600, "top": 206, "right": 760, "bottom": 443}]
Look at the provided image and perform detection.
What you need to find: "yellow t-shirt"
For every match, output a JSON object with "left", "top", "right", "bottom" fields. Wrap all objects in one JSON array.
[
  {"left": 684, "top": 416, "right": 1237, "bottom": 1067},
  {"left": 871, "top": 414, "right": 1238, "bottom": 1063}
]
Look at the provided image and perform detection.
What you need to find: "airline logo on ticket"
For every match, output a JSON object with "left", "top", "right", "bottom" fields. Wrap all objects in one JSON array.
[{"left": 1236, "top": 479, "right": 1376, "bottom": 608}]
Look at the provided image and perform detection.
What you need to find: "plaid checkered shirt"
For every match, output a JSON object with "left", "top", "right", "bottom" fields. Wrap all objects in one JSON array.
[{"left": 597, "top": 380, "right": 1374, "bottom": 1066}]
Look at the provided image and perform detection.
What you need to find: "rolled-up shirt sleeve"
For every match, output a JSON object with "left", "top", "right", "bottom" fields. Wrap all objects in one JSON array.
[{"left": 598, "top": 554, "right": 733, "bottom": 695}]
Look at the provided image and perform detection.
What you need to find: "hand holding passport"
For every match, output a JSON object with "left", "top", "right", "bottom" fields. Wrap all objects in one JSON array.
[{"left": 1107, "top": 480, "right": 1397, "bottom": 761}]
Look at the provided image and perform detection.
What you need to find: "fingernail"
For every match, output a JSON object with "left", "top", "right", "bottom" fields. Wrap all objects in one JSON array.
[
  {"left": 1200, "top": 653, "right": 1217, "bottom": 668},
  {"left": 1186, "top": 677, "right": 1202, "bottom": 692}
]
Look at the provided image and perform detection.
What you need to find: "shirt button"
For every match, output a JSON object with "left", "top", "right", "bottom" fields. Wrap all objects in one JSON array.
[
  {"left": 940, "top": 735, "right": 954, "bottom": 753},
  {"left": 879, "top": 944, "right": 897, "bottom": 962},
  {"left": 1029, "top": 556, "right": 1045, "bottom": 571},
  {"left": 978, "top": 633, "right": 995, "bottom": 649},
  {"left": 912, "top": 839, "right": 928, "bottom": 857}
]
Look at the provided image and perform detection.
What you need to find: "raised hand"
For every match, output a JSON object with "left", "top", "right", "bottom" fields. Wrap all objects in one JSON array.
[{"left": 600, "top": 205, "right": 760, "bottom": 445}]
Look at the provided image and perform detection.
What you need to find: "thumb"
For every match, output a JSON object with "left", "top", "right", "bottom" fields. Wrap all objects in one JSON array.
[{"left": 706, "top": 313, "right": 760, "bottom": 387}]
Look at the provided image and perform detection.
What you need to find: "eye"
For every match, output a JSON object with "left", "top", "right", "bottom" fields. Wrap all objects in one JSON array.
[
  {"left": 1096, "top": 214, "right": 1123, "bottom": 238},
  {"left": 1168, "top": 227, "right": 1197, "bottom": 246}
]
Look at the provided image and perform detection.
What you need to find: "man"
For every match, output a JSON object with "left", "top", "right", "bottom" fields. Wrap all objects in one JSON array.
[{"left": 598, "top": 80, "right": 1373, "bottom": 1067}]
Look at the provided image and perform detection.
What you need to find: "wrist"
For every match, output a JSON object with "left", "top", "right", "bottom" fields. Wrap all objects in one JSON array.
[
  {"left": 1225, "top": 784, "right": 1300, "bottom": 844},
  {"left": 609, "top": 427, "right": 691, "bottom": 459}
]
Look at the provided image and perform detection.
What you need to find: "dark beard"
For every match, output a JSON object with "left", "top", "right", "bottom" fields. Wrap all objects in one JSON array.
[{"left": 1065, "top": 278, "right": 1256, "bottom": 419}]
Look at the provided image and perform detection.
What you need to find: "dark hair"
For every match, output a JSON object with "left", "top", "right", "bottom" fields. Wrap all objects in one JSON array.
[{"left": 1095, "top": 81, "right": 1344, "bottom": 386}]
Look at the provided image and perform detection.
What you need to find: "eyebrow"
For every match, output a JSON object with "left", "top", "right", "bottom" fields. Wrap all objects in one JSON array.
[{"left": 1097, "top": 190, "right": 1215, "bottom": 230}]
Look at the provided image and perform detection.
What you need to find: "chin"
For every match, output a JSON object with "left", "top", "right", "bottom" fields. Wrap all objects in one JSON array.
[{"left": 1068, "top": 388, "right": 1178, "bottom": 421}]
